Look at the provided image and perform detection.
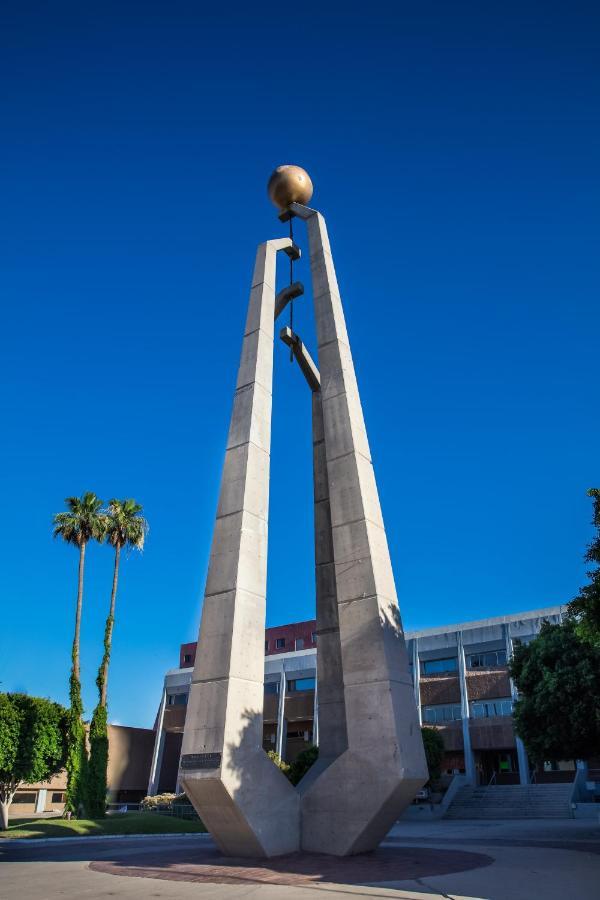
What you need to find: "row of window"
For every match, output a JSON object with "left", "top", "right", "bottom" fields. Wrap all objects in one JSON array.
[
  {"left": 420, "top": 649, "right": 507, "bottom": 675},
  {"left": 12, "top": 792, "right": 65, "bottom": 804},
  {"left": 264, "top": 677, "right": 316, "bottom": 694},
  {"left": 422, "top": 697, "right": 513, "bottom": 724},
  {"left": 265, "top": 634, "right": 317, "bottom": 653}
]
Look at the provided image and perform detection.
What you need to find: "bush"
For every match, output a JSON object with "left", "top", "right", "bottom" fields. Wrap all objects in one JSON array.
[
  {"left": 288, "top": 745, "right": 319, "bottom": 786},
  {"left": 267, "top": 750, "right": 290, "bottom": 777},
  {"left": 141, "top": 793, "right": 177, "bottom": 810}
]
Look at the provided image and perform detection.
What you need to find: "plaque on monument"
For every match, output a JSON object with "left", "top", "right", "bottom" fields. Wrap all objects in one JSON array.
[{"left": 180, "top": 752, "right": 221, "bottom": 770}]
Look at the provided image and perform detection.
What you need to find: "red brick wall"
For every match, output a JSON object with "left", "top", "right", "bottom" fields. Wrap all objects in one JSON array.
[
  {"left": 466, "top": 670, "right": 511, "bottom": 700},
  {"left": 179, "top": 620, "right": 317, "bottom": 668},
  {"left": 420, "top": 676, "right": 461, "bottom": 705},
  {"left": 265, "top": 620, "right": 317, "bottom": 655},
  {"left": 179, "top": 642, "right": 196, "bottom": 668}
]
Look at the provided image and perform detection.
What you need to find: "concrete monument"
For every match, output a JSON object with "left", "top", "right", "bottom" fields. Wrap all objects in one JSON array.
[{"left": 180, "top": 166, "right": 427, "bottom": 857}]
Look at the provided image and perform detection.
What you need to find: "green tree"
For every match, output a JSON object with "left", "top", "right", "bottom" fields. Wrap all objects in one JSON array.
[
  {"left": 53, "top": 492, "right": 106, "bottom": 815},
  {"left": 421, "top": 726, "right": 445, "bottom": 784},
  {"left": 568, "top": 488, "right": 600, "bottom": 646},
  {"left": 88, "top": 499, "right": 148, "bottom": 817},
  {"left": 510, "top": 620, "right": 600, "bottom": 764},
  {"left": 0, "top": 693, "right": 68, "bottom": 830}
]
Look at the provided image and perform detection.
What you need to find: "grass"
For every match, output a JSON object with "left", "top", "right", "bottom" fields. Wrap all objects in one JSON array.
[{"left": 1, "top": 812, "right": 207, "bottom": 840}]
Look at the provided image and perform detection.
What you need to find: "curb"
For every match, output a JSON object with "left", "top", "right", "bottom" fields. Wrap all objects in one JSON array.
[{"left": 0, "top": 831, "right": 212, "bottom": 847}]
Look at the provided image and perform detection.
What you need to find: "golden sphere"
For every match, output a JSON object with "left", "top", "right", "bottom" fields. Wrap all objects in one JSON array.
[{"left": 267, "top": 165, "right": 313, "bottom": 210}]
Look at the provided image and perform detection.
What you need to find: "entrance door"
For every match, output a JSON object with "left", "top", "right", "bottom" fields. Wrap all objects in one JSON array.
[{"left": 476, "top": 750, "right": 519, "bottom": 785}]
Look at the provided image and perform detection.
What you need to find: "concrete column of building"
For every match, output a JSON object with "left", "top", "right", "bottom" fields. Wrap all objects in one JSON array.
[
  {"left": 504, "top": 623, "right": 530, "bottom": 785},
  {"left": 35, "top": 789, "right": 47, "bottom": 814},
  {"left": 457, "top": 629, "right": 476, "bottom": 785},
  {"left": 412, "top": 638, "right": 422, "bottom": 726},
  {"left": 147, "top": 687, "right": 167, "bottom": 796},
  {"left": 275, "top": 668, "right": 287, "bottom": 759},
  {"left": 312, "top": 670, "right": 319, "bottom": 747},
  {"left": 290, "top": 203, "right": 427, "bottom": 855},
  {"left": 180, "top": 238, "right": 300, "bottom": 857}
]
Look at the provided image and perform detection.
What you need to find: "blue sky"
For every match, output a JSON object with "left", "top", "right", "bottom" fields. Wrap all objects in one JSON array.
[{"left": 1, "top": 2, "right": 598, "bottom": 729}]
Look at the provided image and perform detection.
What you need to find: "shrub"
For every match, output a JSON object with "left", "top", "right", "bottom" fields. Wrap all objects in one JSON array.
[{"left": 141, "top": 792, "right": 177, "bottom": 809}]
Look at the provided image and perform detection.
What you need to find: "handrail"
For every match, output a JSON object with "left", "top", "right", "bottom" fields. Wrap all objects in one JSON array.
[{"left": 487, "top": 771, "right": 497, "bottom": 786}]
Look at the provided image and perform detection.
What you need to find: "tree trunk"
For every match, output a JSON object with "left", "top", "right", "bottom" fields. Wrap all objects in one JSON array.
[
  {"left": 1, "top": 800, "right": 9, "bottom": 831},
  {"left": 0, "top": 784, "right": 18, "bottom": 831},
  {"left": 100, "top": 544, "right": 120, "bottom": 707},
  {"left": 73, "top": 541, "right": 86, "bottom": 680}
]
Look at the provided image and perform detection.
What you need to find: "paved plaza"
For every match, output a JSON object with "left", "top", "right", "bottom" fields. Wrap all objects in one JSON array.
[{"left": 1, "top": 818, "right": 598, "bottom": 900}]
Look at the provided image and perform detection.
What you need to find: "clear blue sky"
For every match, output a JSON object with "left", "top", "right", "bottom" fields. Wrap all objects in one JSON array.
[{"left": 1, "top": 2, "right": 598, "bottom": 729}]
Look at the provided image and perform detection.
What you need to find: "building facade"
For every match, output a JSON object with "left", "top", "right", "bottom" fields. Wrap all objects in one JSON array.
[
  {"left": 148, "top": 605, "right": 567, "bottom": 794},
  {"left": 13, "top": 724, "right": 155, "bottom": 816}
]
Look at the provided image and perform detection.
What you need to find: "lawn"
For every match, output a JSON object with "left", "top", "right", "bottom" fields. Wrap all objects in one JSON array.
[{"left": 1, "top": 812, "right": 207, "bottom": 840}]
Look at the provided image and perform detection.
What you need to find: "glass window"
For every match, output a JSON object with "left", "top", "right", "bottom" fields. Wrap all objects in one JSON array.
[
  {"left": 13, "top": 793, "right": 36, "bottom": 804},
  {"left": 275, "top": 638, "right": 286, "bottom": 649},
  {"left": 422, "top": 703, "right": 462, "bottom": 724},
  {"left": 470, "top": 698, "right": 513, "bottom": 718},
  {"left": 467, "top": 650, "right": 507, "bottom": 669},
  {"left": 288, "top": 677, "right": 316, "bottom": 692},
  {"left": 422, "top": 657, "right": 458, "bottom": 675},
  {"left": 295, "top": 638, "right": 304, "bottom": 650},
  {"left": 167, "top": 693, "right": 188, "bottom": 706},
  {"left": 183, "top": 653, "right": 192, "bottom": 664},
  {"left": 311, "top": 632, "right": 317, "bottom": 643},
  {"left": 265, "top": 640, "right": 269, "bottom": 652},
  {"left": 264, "top": 681, "right": 279, "bottom": 694},
  {"left": 51, "top": 792, "right": 64, "bottom": 803}
]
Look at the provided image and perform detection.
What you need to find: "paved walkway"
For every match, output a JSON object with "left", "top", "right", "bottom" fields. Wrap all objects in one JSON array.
[{"left": 1, "top": 818, "right": 598, "bottom": 899}]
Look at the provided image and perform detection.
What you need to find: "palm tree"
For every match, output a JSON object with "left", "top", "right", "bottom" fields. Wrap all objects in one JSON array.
[
  {"left": 96, "top": 498, "right": 148, "bottom": 706},
  {"left": 88, "top": 499, "right": 148, "bottom": 816},
  {"left": 53, "top": 492, "right": 106, "bottom": 815}
]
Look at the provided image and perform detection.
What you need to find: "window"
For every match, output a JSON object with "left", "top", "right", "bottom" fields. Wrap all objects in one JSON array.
[
  {"left": 13, "top": 792, "right": 36, "bottom": 804},
  {"left": 275, "top": 638, "right": 286, "bottom": 649},
  {"left": 288, "top": 677, "right": 316, "bottom": 692},
  {"left": 167, "top": 693, "right": 188, "bottom": 706},
  {"left": 51, "top": 792, "right": 65, "bottom": 803},
  {"left": 295, "top": 638, "right": 304, "bottom": 650},
  {"left": 265, "top": 640, "right": 269, "bottom": 652},
  {"left": 183, "top": 653, "right": 192, "bottom": 664},
  {"left": 264, "top": 681, "right": 279, "bottom": 695},
  {"left": 311, "top": 632, "right": 317, "bottom": 643},
  {"left": 467, "top": 649, "right": 507, "bottom": 669},
  {"left": 470, "top": 698, "right": 513, "bottom": 718},
  {"left": 422, "top": 657, "right": 458, "bottom": 675},
  {"left": 422, "top": 703, "right": 462, "bottom": 724}
]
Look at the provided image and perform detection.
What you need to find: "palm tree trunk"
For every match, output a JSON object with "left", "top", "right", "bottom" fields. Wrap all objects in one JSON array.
[
  {"left": 73, "top": 541, "right": 86, "bottom": 680},
  {"left": 100, "top": 544, "right": 120, "bottom": 707}
]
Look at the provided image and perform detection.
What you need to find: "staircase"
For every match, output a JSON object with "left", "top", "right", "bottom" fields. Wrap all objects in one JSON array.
[{"left": 444, "top": 782, "right": 573, "bottom": 819}]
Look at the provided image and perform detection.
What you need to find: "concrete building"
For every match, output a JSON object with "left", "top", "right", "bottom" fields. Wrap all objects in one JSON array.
[
  {"left": 13, "top": 724, "right": 155, "bottom": 816},
  {"left": 149, "top": 604, "right": 568, "bottom": 795}
]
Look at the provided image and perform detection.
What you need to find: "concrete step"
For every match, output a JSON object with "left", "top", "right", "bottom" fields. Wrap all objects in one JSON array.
[{"left": 444, "top": 783, "right": 573, "bottom": 819}]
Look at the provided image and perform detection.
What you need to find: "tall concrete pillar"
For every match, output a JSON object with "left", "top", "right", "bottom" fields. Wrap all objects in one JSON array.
[
  {"left": 457, "top": 629, "right": 476, "bottom": 785},
  {"left": 180, "top": 238, "right": 300, "bottom": 857},
  {"left": 290, "top": 204, "right": 427, "bottom": 855},
  {"left": 504, "top": 623, "right": 530, "bottom": 785},
  {"left": 412, "top": 638, "right": 422, "bottom": 726},
  {"left": 148, "top": 687, "right": 167, "bottom": 796}
]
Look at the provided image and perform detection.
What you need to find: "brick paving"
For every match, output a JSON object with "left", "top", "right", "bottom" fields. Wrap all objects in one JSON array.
[{"left": 90, "top": 844, "right": 493, "bottom": 886}]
